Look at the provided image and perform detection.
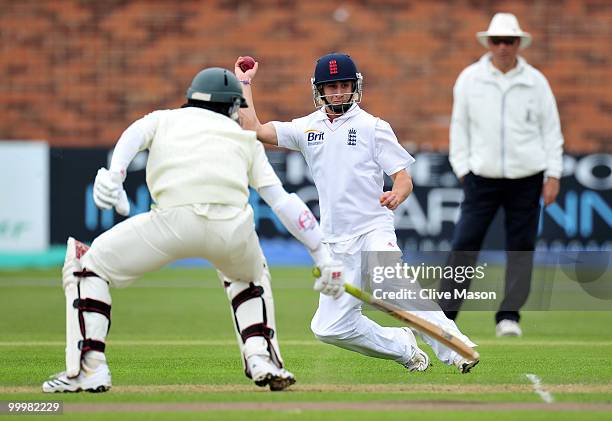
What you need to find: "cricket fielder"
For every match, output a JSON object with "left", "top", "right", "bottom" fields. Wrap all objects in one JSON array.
[
  {"left": 235, "top": 53, "right": 478, "bottom": 373},
  {"left": 42, "top": 67, "right": 344, "bottom": 393}
]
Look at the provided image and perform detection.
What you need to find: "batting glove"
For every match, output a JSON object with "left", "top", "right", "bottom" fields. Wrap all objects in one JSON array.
[
  {"left": 312, "top": 260, "right": 345, "bottom": 299},
  {"left": 93, "top": 168, "right": 130, "bottom": 216}
]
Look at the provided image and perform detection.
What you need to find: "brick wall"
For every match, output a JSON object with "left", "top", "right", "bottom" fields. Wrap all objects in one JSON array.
[{"left": 0, "top": 0, "right": 609, "bottom": 152}]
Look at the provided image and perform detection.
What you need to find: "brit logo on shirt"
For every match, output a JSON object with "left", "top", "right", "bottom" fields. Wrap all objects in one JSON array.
[
  {"left": 347, "top": 128, "right": 357, "bottom": 146},
  {"left": 305, "top": 129, "right": 325, "bottom": 146}
]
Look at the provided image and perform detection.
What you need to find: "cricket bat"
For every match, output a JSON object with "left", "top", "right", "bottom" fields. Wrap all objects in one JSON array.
[{"left": 344, "top": 283, "right": 480, "bottom": 361}]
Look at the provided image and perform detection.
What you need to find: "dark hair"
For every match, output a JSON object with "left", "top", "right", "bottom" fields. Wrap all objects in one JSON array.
[{"left": 182, "top": 99, "right": 233, "bottom": 117}]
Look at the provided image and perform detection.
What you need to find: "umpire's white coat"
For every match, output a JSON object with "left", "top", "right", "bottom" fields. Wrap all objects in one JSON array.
[{"left": 449, "top": 53, "right": 564, "bottom": 180}]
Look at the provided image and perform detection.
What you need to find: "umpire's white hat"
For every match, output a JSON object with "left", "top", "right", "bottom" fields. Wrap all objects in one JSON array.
[{"left": 477, "top": 13, "right": 532, "bottom": 49}]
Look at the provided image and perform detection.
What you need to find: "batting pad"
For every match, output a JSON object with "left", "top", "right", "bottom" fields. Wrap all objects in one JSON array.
[
  {"left": 219, "top": 263, "right": 284, "bottom": 377},
  {"left": 63, "top": 237, "right": 111, "bottom": 377}
]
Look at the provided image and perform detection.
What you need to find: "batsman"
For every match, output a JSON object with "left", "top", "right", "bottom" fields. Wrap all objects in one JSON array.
[
  {"left": 42, "top": 67, "right": 345, "bottom": 393},
  {"left": 235, "top": 53, "right": 478, "bottom": 374}
]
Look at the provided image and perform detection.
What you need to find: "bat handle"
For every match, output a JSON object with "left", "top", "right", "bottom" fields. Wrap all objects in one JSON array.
[{"left": 344, "top": 283, "right": 367, "bottom": 301}]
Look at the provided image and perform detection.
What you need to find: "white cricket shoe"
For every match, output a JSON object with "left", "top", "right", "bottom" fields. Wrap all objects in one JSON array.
[
  {"left": 246, "top": 355, "right": 296, "bottom": 391},
  {"left": 399, "top": 328, "right": 430, "bottom": 372},
  {"left": 454, "top": 356, "right": 480, "bottom": 374},
  {"left": 42, "top": 363, "right": 111, "bottom": 393},
  {"left": 403, "top": 348, "right": 431, "bottom": 372},
  {"left": 496, "top": 320, "right": 522, "bottom": 337}
]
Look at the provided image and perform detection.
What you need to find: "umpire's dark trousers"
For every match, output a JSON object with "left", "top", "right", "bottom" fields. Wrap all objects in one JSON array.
[{"left": 439, "top": 171, "right": 544, "bottom": 323}]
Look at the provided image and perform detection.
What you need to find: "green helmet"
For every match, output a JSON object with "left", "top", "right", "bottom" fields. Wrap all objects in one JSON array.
[{"left": 186, "top": 67, "right": 247, "bottom": 108}]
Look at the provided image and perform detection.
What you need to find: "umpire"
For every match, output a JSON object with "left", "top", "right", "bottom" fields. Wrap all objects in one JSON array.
[{"left": 439, "top": 13, "right": 564, "bottom": 336}]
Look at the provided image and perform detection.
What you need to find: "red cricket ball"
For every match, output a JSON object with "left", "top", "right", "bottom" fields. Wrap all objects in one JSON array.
[{"left": 239, "top": 56, "right": 256, "bottom": 72}]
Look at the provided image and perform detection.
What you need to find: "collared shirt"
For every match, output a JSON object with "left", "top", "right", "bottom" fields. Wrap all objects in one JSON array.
[
  {"left": 272, "top": 104, "right": 415, "bottom": 243},
  {"left": 486, "top": 57, "right": 525, "bottom": 92},
  {"left": 449, "top": 53, "right": 564, "bottom": 180}
]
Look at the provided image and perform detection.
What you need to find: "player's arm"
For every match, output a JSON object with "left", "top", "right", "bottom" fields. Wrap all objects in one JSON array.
[
  {"left": 380, "top": 169, "right": 413, "bottom": 210},
  {"left": 234, "top": 57, "right": 279, "bottom": 146},
  {"left": 374, "top": 119, "right": 415, "bottom": 210},
  {"left": 257, "top": 184, "right": 344, "bottom": 298},
  {"left": 449, "top": 72, "right": 471, "bottom": 182},
  {"left": 94, "top": 113, "right": 158, "bottom": 215},
  {"left": 538, "top": 77, "right": 563, "bottom": 207},
  {"left": 249, "top": 141, "right": 341, "bottom": 295}
]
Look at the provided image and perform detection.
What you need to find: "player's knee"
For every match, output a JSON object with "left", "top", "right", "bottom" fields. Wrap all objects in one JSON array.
[
  {"left": 310, "top": 322, "right": 352, "bottom": 345},
  {"left": 312, "top": 331, "right": 339, "bottom": 345},
  {"left": 312, "top": 330, "right": 354, "bottom": 346}
]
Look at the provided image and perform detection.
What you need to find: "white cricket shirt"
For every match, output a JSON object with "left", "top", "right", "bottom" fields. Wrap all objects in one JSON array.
[
  {"left": 111, "top": 107, "right": 281, "bottom": 214},
  {"left": 273, "top": 104, "right": 415, "bottom": 243}
]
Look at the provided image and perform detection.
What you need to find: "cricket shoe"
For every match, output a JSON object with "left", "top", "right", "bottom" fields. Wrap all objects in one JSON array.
[
  {"left": 42, "top": 363, "right": 111, "bottom": 393},
  {"left": 496, "top": 319, "right": 522, "bottom": 337},
  {"left": 399, "top": 328, "right": 430, "bottom": 372},
  {"left": 247, "top": 355, "right": 296, "bottom": 391},
  {"left": 402, "top": 348, "right": 431, "bottom": 372},
  {"left": 454, "top": 356, "right": 480, "bottom": 374}
]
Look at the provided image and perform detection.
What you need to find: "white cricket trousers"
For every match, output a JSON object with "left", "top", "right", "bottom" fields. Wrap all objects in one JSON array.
[
  {"left": 79, "top": 204, "right": 284, "bottom": 368},
  {"left": 82, "top": 205, "right": 264, "bottom": 287},
  {"left": 311, "top": 228, "right": 475, "bottom": 365}
]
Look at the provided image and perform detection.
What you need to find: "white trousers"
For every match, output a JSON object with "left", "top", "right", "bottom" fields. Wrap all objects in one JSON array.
[
  {"left": 80, "top": 205, "right": 284, "bottom": 368},
  {"left": 311, "top": 228, "right": 475, "bottom": 365},
  {"left": 82, "top": 205, "right": 264, "bottom": 287}
]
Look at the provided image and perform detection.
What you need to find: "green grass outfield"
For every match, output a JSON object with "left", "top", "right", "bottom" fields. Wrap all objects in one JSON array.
[{"left": 1, "top": 268, "right": 611, "bottom": 420}]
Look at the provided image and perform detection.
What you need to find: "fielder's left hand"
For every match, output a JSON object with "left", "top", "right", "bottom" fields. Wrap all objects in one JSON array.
[{"left": 379, "top": 191, "right": 401, "bottom": 210}]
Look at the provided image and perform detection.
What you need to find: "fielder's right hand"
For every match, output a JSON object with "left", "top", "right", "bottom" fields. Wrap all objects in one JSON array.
[
  {"left": 93, "top": 168, "right": 130, "bottom": 216},
  {"left": 234, "top": 57, "right": 259, "bottom": 82},
  {"left": 313, "top": 260, "right": 345, "bottom": 299}
]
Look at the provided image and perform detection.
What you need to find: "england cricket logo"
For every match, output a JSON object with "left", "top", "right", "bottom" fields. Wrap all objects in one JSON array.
[
  {"left": 329, "top": 59, "right": 338, "bottom": 75},
  {"left": 347, "top": 128, "right": 357, "bottom": 146}
]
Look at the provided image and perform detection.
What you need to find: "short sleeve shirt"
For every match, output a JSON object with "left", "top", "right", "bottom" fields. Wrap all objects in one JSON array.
[{"left": 273, "top": 104, "right": 414, "bottom": 242}]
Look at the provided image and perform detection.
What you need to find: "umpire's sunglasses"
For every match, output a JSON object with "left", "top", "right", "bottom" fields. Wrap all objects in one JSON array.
[{"left": 490, "top": 37, "right": 519, "bottom": 46}]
